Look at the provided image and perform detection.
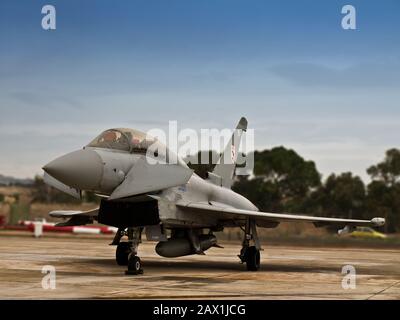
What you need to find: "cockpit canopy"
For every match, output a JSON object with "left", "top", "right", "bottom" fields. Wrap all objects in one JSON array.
[{"left": 87, "top": 128, "right": 156, "bottom": 153}]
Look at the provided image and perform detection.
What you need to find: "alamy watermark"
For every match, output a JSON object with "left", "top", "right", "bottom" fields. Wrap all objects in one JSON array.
[
  {"left": 41, "top": 5, "right": 56, "bottom": 30},
  {"left": 341, "top": 5, "right": 356, "bottom": 30},
  {"left": 41, "top": 4, "right": 357, "bottom": 31},
  {"left": 143, "top": 121, "right": 254, "bottom": 175},
  {"left": 41, "top": 265, "right": 56, "bottom": 290},
  {"left": 341, "top": 265, "right": 356, "bottom": 290}
]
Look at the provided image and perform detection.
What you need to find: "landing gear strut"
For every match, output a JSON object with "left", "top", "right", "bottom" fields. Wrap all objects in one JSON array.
[
  {"left": 238, "top": 218, "right": 261, "bottom": 271},
  {"left": 112, "top": 227, "right": 143, "bottom": 275},
  {"left": 125, "top": 227, "right": 143, "bottom": 275}
]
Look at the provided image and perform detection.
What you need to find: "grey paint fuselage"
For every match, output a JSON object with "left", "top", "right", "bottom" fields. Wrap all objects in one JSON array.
[{"left": 88, "top": 147, "right": 258, "bottom": 228}]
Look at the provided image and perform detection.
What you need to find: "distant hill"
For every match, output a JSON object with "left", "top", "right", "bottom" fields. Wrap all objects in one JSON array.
[{"left": 0, "top": 174, "right": 34, "bottom": 187}]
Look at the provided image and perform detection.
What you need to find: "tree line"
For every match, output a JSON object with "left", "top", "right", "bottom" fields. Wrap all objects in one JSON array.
[
  {"left": 188, "top": 147, "right": 400, "bottom": 233},
  {"left": 231, "top": 147, "right": 400, "bottom": 233}
]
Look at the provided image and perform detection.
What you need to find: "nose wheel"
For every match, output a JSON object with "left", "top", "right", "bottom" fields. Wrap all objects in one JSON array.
[
  {"left": 116, "top": 242, "right": 130, "bottom": 266},
  {"left": 126, "top": 255, "right": 143, "bottom": 275},
  {"left": 113, "top": 227, "right": 144, "bottom": 275}
]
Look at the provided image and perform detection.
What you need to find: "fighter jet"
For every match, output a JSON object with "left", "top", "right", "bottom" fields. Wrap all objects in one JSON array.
[{"left": 43, "top": 118, "right": 385, "bottom": 275}]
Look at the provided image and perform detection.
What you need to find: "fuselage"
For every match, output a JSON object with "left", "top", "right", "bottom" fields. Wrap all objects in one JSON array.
[
  {"left": 90, "top": 147, "right": 258, "bottom": 213},
  {"left": 43, "top": 127, "right": 258, "bottom": 229}
]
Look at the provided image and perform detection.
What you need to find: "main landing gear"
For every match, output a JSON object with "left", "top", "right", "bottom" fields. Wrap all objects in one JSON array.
[
  {"left": 112, "top": 227, "right": 143, "bottom": 275},
  {"left": 238, "top": 218, "right": 261, "bottom": 271}
]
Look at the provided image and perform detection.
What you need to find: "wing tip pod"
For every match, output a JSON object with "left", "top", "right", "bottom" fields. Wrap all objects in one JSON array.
[{"left": 371, "top": 217, "right": 385, "bottom": 227}]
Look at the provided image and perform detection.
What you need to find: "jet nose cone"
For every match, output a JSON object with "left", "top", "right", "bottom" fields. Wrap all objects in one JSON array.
[{"left": 43, "top": 149, "right": 103, "bottom": 190}]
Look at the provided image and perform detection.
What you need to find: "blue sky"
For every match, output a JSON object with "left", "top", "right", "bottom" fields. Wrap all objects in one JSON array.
[{"left": 0, "top": 0, "right": 399, "bottom": 180}]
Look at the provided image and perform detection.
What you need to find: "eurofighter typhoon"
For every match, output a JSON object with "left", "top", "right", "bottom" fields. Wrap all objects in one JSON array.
[{"left": 43, "top": 118, "right": 385, "bottom": 274}]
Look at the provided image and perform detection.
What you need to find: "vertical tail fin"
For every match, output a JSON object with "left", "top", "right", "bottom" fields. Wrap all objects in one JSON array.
[{"left": 210, "top": 117, "right": 247, "bottom": 188}]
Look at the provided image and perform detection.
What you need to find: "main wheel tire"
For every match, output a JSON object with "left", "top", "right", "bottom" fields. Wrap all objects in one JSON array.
[
  {"left": 116, "top": 242, "right": 130, "bottom": 266},
  {"left": 245, "top": 246, "right": 260, "bottom": 271},
  {"left": 126, "top": 255, "right": 142, "bottom": 275}
]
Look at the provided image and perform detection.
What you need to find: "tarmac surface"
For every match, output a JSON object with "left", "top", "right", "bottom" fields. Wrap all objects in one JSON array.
[{"left": 0, "top": 231, "right": 399, "bottom": 299}]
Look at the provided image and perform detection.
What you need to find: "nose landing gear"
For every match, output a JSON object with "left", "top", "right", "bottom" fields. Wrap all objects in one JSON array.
[
  {"left": 112, "top": 227, "right": 144, "bottom": 275},
  {"left": 116, "top": 241, "right": 130, "bottom": 266}
]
